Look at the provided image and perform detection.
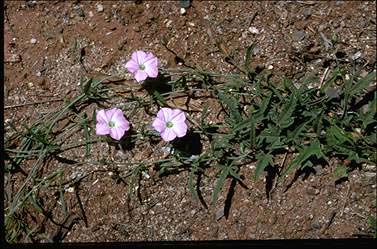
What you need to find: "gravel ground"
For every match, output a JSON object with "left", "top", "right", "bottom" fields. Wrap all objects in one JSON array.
[{"left": 4, "top": 0, "right": 376, "bottom": 242}]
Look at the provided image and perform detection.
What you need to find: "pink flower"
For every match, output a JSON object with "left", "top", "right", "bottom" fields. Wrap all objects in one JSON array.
[
  {"left": 152, "top": 108, "right": 188, "bottom": 142},
  {"left": 124, "top": 50, "right": 158, "bottom": 82},
  {"left": 96, "top": 108, "right": 130, "bottom": 140}
]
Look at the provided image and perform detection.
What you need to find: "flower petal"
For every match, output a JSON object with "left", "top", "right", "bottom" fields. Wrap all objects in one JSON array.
[
  {"left": 96, "top": 109, "right": 109, "bottom": 123},
  {"left": 118, "top": 121, "right": 130, "bottom": 131},
  {"left": 124, "top": 60, "right": 139, "bottom": 73},
  {"left": 172, "top": 121, "right": 188, "bottom": 138},
  {"left": 96, "top": 122, "right": 110, "bottom": 135},
  {"left": 161, "top": 128, "right": 176, "bottom": 142},
  {"left": 106, "top": 108, "right": 119, "bottom": 121},
  {"left": 170, "top": 109, "right": 186, "bottom": 123},
  {"left": 144, "top": 57, "right": 158, "bottom": 78},
  {"left": 158, "top": 107, "right": 173, "bottom": 122},
  {"left": 133, "top": 50, "right": 147, "bottom": 65},
  {"left": 112, "top": 109, "right": 130, "bottom": 130},
  {"left": 134, "top": 70, "right": 148, "bottom": 82},
  {"left": 109, "top": 127, "right": 125, "bottom": 140},
  {"left": 152, "top": 117, "right": 166, "bottom": 133}
]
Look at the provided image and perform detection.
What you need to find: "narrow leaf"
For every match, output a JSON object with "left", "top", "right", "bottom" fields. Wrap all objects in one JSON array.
[{"left": 254, "top": 152, "right": 273, "bottom": 180}]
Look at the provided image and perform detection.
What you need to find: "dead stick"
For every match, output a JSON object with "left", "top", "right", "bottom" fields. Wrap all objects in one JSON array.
[{"left": 5, "top": 98, "right": 64, "bottom": 109}]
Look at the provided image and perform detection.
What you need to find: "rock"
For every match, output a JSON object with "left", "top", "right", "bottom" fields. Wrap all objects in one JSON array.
[
  {"left": 180, "top": 0, "right": 191, "bottom": 8},
  {"left": 303, "top": 8, "right": 312, "bottom": 19},
  {"left": 30, "top": 38, "right": 37, "bottom": 44},
  {"left": 166, "top": 20, "right": 173, "bottom": 28},
  {"left": 293, "top": 30, "right": 306, "bottom": 41},
  {"left": 180, "top": 8, "right": 186, "bottom": 15},
  {"left": 306, "top": 187, "right": 320, "bottom": 196},
  {"left": 6, "top": 54, "right": 21, "bottom": 63},
  {"left": 311, "top": 219, "right": 322, "bottom": 230},
  {"left": 248, "top": 27, "right": 260, "bottom": 34},
  {"left": 351, "top": 51, "right": 362, "bottom": 61},
  {"left": 73, "top": 5, "right": 85, "bottom": 17},
  {"left": 96, "top": 4, "right": 104, "bottom": 12},
  {"left": 313, "top": 165, "right": 323, "bottom": 175},
  {"left": 362, "top": 172, "right": 376, "bottom": 186},
  {"left": 216, "top": 207, "right": 225, "bottom": 221}
]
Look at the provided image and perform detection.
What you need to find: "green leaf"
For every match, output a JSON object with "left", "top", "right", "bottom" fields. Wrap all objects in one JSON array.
[
  {"left": 278, "top": 94, "right": 297, "bottom": 129},
  {"left": 153, "top": 90, "right": 168, "bottom": 106},
  {"left": 283, "top": 77, "right": 296, "bottom": 93},
  {"left": 349, "top": 71, "right": 376, "bottom": 95},
  {"left": 254, "top": 152, "right": 273, "bottom": 180},
  {"left": 257, "top": 125, "right": 280, "bottom": 147},
  {"left": 332, "top": 164, "right": 348, "bottom": 179},
  {"left": 320, "top": 67, "right": 344, "bottom": 93},
  {"left": 211, "top": 166, "right": 230, "bottom": 206},
  {"left": 368, "top": 216, "right": 377, "bottom": 238},
  {"left": 244, "top": 44, "right": 256, "bottom": 75},
  {"left": 280, "top": 140, "right": 325, "bottom": 178},
  {"left": 188, "top": 170, "right": 199, "bottom": 202},
  {"left": 286, "top": 119, "right": 312, "bottom": 144},
  {"left": 229, "top": 165, "right": 242, "bottom": 181},
  {"left": 326, "top": 125, "right": 354, "bottom": 147},
  {"left": 217, "top": 91, "right": 242, "bottom": 125}
]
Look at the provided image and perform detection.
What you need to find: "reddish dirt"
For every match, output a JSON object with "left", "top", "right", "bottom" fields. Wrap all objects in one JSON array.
[{"left": 4, "top": 0, "right": 376, "bottom": 242}]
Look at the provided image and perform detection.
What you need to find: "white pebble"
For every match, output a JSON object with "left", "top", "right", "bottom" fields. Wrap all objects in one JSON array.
[
  {"left": 248, "top": 27, "right": 260, "bottom": 34},
  {"left": 88, "top": 11, "right": 94, "bottom": 17},
  {"left": 267, "top": 64, "right": 274, "bottom": 70},
  {"left": 67, "top": 187, "right": 75, "bottom": 193},
  {"left": 30, "top": 38, "right": 37, "bottom": 44},
  {"left": 166, "top": 19, "right": 173, "bottom": 28},
  {"left": 96, "top": 4, "right": 104, "bottom": 12},
  {"left": 180, "top": 8, "right": 186, "bottom": 15}
]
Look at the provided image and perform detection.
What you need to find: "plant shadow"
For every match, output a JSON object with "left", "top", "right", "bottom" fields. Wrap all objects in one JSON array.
[
  {"left": 265, "top": 164, "right": 279, "bottom": 200},
  {"left": 142, "top": 73, "right": 172, "bottom": 95},
  {"left": 172, "top": 131, "right": 203, "bottom": 156},
  {"left": 223, "top": 174, "right": 248, "bottom": 220},
  {"left": 118, "top": 126, "right": 137, "bottom": 151},
  {"left": 283, "top": 167, "right": 317, "bottom": 193}
]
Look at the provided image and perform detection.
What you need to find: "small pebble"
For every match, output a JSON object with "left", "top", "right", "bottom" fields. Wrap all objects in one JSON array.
[
  {"left": 88, "top": 11, "right": 94, "bottom": 17},
  {"left": 180, "top": 8, "right": 186, "bottom": 15},
  {"left": 96, "top": 4, "right": 104, "bottom": 12},
  {"left": 67, "top": 187, "right": 75, "bottom": 193},
  {"left": 311, "top": 219, "right": 322, "bottom": 230},
  {"left": 267, "top": 65, "right": 273, "bottom": 70},
  {"left": 351, "top": 51, "right": 362, "bottom": 61},
  {"left": 293, "top": 30, "right": 306, "bottom": 41},
  {"left": 166, "top": 20, "right": 173, "bottom": 28},
  {"left": 216, "top": 207, "right": 225, "bottom": 220},
  {"left": 248, "top": 27, "right": 260, "bottom": 34},
  {"left": 8, "top": 54, "right": 21, "bottom": 63},
  {"left": 30, "top": 38, "right": 37, "bottom": 44}
]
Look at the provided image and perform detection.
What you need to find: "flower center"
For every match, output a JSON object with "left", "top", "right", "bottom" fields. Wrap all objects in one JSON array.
[
  {"left": 139, "top": 64, "right": 145, "bottom": 70},
  {"left": 108, "top": 120, "right": 116, "bottom": 128},
  {"left": 166, "top": 121, "right": 173, "bottom": 128}
]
